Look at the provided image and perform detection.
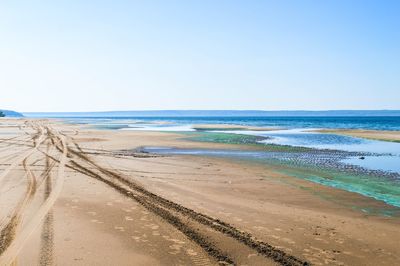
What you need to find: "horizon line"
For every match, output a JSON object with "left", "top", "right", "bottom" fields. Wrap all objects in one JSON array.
[{"left": 22, "top": 109, "right": 400, "bottom": 113}]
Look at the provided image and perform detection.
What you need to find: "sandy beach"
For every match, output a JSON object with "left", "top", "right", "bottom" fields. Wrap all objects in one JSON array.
[
  {"left": 0, "top": 119, "right": 399, "bottom": 266},
  {"left": 314, "top": 129, "right": 400, "bottom": 143}
]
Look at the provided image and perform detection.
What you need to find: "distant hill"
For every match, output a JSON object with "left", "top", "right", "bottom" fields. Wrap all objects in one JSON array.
[
  {"left": 0, "top": 109, "right": 24, "bottom": 117},
  {"left": 24, "top": 110, "right": 400, "bottom": 118}
]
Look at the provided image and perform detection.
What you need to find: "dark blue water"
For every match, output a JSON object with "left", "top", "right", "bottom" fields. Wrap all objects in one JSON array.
[{"left": 62, "top": 116, "right": 400, "bottom": 131}]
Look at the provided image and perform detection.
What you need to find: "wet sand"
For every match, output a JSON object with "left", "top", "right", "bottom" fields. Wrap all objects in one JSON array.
[
  {"left": 0, "top": 119, "right": 399, "bottom": 265},
  {"left": 315, "top": 129, "right": 400, "bottom": 143}
]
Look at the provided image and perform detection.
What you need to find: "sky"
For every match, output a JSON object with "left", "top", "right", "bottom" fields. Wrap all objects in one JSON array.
[{"left": 0, "top": 0, "right": 399, "bottom": 112}]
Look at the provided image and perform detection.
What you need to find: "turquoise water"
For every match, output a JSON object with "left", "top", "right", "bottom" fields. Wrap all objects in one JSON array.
[
  {"left": 280, "top": 168, "right": 400, "bottom": 209},
  {"left": 216, "top": 129, "right": 400, "bottom": 175},
  {"left": 142, "top": 146, "right": 400, "bottom": 209}
]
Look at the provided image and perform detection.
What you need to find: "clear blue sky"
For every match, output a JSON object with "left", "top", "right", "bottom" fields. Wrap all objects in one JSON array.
[{"left": 0, "top": 0, "right": 399, "bottom": 112}]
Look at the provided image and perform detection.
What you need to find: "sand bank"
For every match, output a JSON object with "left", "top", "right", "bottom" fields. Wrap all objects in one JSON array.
[{"left": 315, "top": 129, "right": 400, "bottom": 143}]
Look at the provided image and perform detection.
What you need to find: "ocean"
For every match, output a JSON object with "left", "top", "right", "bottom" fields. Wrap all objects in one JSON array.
[{"left": 56, "top": 116, "right": 400, "bottom": 131}]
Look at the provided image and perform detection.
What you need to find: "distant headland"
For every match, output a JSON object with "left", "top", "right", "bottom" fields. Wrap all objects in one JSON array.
[{"left": 0, "top": 109, "right": 24, "bottom": 117}]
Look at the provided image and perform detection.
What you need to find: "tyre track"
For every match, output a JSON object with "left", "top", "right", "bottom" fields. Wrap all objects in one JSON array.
[
  {"left": 1, "top": 121, "right": 309, "bottom": 265},
  {"left": 0, "top": 131, "right": 45, "bottom": 185},
  {"left": 39, "top": 143, "right": 55, "bottom": 266},
  {"left": 61, "top": 135, "right": 308, "bottom": 266},
  {"left": 0, "top": 131, "right": 45, "bottom": 250},
  {"left": 0, "top": 127, "right": 67, "bottom": 265}
]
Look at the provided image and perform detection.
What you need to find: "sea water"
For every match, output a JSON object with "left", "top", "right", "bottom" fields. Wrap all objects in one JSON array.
[{"left": 61, "top": 116, "right": 400, "bottom": 131}]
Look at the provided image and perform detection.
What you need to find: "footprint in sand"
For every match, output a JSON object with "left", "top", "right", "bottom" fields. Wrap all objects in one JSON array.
[
  {"left": 140, "top": 233, "right": 149, "bottom": 243},
  {"left": 131, "top": 236, "right": 141, "bottom": 242},
  {"left": 252, "top": 225, "right": 271, "bottom": 233},
  {"left": 171, "top": 239, "right": 185, "bottom": 245},
  {"left": 306, "top": 257, "right": 323, "bottom": 265},
  {"left": 140, "top": 216, "right": 149, "bottom": 221},
  {"left": 150, "top": 224, "right": 159, "bottom": 230},
  {"left": 270, "top": 235, "right": 280, "bottom": 240},
  {"left": 314, "top": 237, "right": 329, "bottom": 244},
  {"left": 247, "top": 253, "right": 257, "bottom": 258},
  {"left": 284, "top": 247, "right": 293, "bottom": 253},
  {"left": 162, "top": 235, "right": 186, "bottom": 245},
  {"left": 114, "top": 226, "right": 125, "bottom": 232},
  {"left": 125, "top": 216, "right": 133, "bottom": 221},
  {"left": 169, "top": 244, "right": 182, "bottom": 255},
  {"left": 307, "top": 246, "right": 344, "bottom": 265},
  {"left": 186, "top": 249, "right": 198, "bottom": 256},
  {"left": 281, "top": 237, "right": 295, "bottom": 245},
  {"left": 335, "top": 238, "right": 345, "bottom": 244},
  {"left": 329, "top": 231, "right": 337, "bottom": 237}
]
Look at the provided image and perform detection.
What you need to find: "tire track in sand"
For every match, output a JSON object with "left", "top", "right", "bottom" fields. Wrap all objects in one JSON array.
[
  {"left": 0, "top": 131, "right": 45, "bottom": 185},
  {"left": 1, "top": 122, "right": 309, "bottom": 265},
  {"left": 0, "top": 134, "right": 67, "bottom": 265},
  {"left": 0, "top": 149, "right": 40, "bottom": 255},
  {"left": 0, "top": 157, "right": 37, "bottom": 257},
  {"left": 39, "top": 143, "right": 55, "bottom": 266},
  {"left": 0, "top": 129, "right": 45, "bottom": 232},
  {"left": 65, "top": 137, "right": 308, "bottom": 266}
]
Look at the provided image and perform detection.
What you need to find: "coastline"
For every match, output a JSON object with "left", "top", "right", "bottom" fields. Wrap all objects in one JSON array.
[{"left": 1, "top": 119, "right": 399, "bottom": 265}]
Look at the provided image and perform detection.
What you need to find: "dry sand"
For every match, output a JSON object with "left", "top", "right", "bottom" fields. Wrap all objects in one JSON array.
[
  {"left": 314, "top": 129, "right": 400, "bottom": 143},
  {"left": 0, "top": 119, "right": 399, "bottom": 265}
]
